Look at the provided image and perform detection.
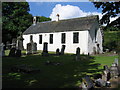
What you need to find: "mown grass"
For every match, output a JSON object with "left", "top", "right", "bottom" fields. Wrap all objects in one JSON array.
[{"left": 2, "top": 50, "right": 118, "bottom": 88}]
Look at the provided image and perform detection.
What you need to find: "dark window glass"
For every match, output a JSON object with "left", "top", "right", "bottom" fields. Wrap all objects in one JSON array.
[
  {"left": 30, "top": 35, "right": 33, "bottom": 41},
  {"left": 61, "top": 33, "right": 66, "bottom": 44},
  {"left": 73, "top": 32, "right": 79, "bottom": 43},
  {"left": 95, "top": 29, "right": 97, "bottom": 41},
  {"left": 50, "top": 34, "right": 53, "bottom": 44},
  {"left": 39, "top": 35, "right": 42, "bottom": 44}
]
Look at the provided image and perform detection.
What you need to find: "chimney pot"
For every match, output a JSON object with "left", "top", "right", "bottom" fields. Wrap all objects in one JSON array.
[{"left": 33, "top": 16, "right": 37, "bottom": 25}]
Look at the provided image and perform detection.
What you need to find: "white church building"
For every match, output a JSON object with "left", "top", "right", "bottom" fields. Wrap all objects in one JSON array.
[{"left": 23, "top": 15, "right": 103, "bottom": 55}]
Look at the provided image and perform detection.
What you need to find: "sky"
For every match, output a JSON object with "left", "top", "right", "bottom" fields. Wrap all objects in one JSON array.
[{"left": 26, "top": 1, "right": 118, "bottom": 22}]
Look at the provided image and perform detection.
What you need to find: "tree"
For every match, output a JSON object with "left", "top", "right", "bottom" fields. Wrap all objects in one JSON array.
[
  {"left": 2, "top": 2, "right": 33, "bottom": 44},
  {"left": 37, "top": 16, "right": 51, "bottom": 22},
  {"left": 93, "top": 2, "right": 120, "bottom": 29}
]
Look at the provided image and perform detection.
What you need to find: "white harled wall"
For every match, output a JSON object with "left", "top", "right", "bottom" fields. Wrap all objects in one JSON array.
[{"left": 23, "top": 30, "right": 89, "bottom": 54}]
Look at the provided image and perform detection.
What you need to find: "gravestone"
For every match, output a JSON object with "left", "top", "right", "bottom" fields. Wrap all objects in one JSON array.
[
  {"left": 56, "top": 48, "right": 60, "bottom": 55},
  {"left": 9, "top": 48, "right": 16, "bottom": 57},
  {"left": 11, "top": 38, "right": 17, "bottom": 48},
  {"left": 6, "top": 41, "right": 10, "bottom": 49},
  {"left": 16, "top": 49, "right": 21, "bottom": 57},
  {"left": 82, "top": 76, "right": 94, "bottom": 89},
  {"left": 103, "top": 65, "right": 111, "bottom": 81},
  {"left": 95, "top": 78, "right": 106, "bottom": 87},
  {"left": 16, "top": 34, "right": 24, "bottom": 50},
  {"left": 42, "top": 42, "right": 49, "bottom": 56},
  {"left": 32, "top": 42, "right": 37, "bottom": 54},
  {"left": 76, "top": 47, "right": 80, "bottom": 61},
  {"left": 93, "top": 47, "right": 96, "bottom": 54},
  {"left": 61, "top": 45, "right": 66, "bottom": 55},
  {"left": 103, "top": 65, "right": 109, "bottom": 73},
  {"left": 26, "top": 43, "right": 32, "bottom": 54},
  {"left": 110, "top": 63, "right": 119, "bottom": 78},
  {"left": 81, "top": 82, "right": 87, "bottom": 90},
  {"left": 0, "top": 43, "right": 5, "bottom": 57},
  {"left": 114, "top": 58, "right": 118, "bottom": 66}
]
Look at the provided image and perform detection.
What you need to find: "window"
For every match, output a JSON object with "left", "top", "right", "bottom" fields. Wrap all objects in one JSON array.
[
  {"left": 61, "top": 33, "right": 66, "bottom": 44},
  {"left": 95, "top": 29, "right": 97, "bottom": 42},
  {"left": 50, "top": 34, "right": 53, "bottom": 44},
  {"left": 39, "top": 35, "right": 42, "bottom": 44},
  {"left": 30, "top": 35, "right": 33, "bottom": 41},
  {"left": 73, "top": 32, "right": 79, "bottom": 43}
]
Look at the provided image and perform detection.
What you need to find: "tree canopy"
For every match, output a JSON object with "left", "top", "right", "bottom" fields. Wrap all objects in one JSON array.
[
  {"left": 93, "top": 2, "right": 120, "bottom": 29},
  {"left": 2, "top": 2, "right": 33, "bottom": 43}
]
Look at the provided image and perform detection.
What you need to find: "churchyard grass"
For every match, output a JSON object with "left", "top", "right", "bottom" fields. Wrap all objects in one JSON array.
[{"left": 2, "top": 50, "right": 118, "bottom": 88}]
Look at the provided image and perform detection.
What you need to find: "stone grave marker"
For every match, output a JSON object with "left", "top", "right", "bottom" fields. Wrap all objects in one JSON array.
[
  {"left": 110, "top": 63, "right": 119, "bottom": 78},
  {"left": 83, "top": 76, "right": 94, "bottom": 89},
  {"left": 56, "top": 48, "right": 60, "bottom": 55},
  {"left": 114, "top": 58, "right": 118, "bottom": 66},
  {"left": 32, "top": 42, "right": 37, "bottom": 54},
  {"left": 0, "top": 43, "right": 5, "bottom": 57},
  {"left": 26, "top": 43, "right": 32, "bottom": 54},
  {"left": 42, "top": 42, "right": 49, "bottom": 56},
  {"left": 102, "top": 65, "right": 111, "bottom": 81},
  {"left": 76, "top": 47, "right": 80, "bottom": 61},
  {"left": 16, "top": 49, "right": 21, "bottom": 57},
  {"left": 103, "top": 65, "right": 109, "bottom": 73},
  {"left": 16, "top": 34, "right": 24, "bottom": 50},
  {"left": 61, "top": 45, "right": 65, "bottom": 55},
  {"left": 9, "top": 48, "right": 16, "bottom": 57},
  {"left": 11, "top": 38, "right": 17, "bottom": 48},
  {"left": 6, "top": 41, "right": 10, "bottom": 49},
  {"left": 95, "top": 78, "right": 106, "bottom": 87}
]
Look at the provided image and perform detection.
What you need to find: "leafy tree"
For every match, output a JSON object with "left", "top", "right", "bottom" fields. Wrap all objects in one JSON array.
[
  {"left": 2, "top": 2, "right": 32, "bottom": 44},
  {"left": 93, "top": 2, "right": 120, "bottom": 29},
  {"left": 36, "top": 16, "right": 51, "bottom": 22}
]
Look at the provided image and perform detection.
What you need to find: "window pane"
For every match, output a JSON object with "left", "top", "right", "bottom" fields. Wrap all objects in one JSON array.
[
  {"left": 61, "top": 33, "right": 66, "bottom": 44},
  {"left": 39, "top": 35, "right": 42, "bottom": 44},
  {"left": 50, "top": 34, "right": 53, "bottom": 44},
  {"left": 30, "top": 35, "right": 33, "bottom": 41},
  {"left": 73, "top": 32, "right": 79, "bottom": 43}
]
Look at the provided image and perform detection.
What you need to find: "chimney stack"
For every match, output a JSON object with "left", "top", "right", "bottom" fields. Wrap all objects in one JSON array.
[
  {"left": 56, "top": 14, "right": 60, "bottom": 21},
  {"left": 33, "top": 16, "right": 37, "bottom": 25}
]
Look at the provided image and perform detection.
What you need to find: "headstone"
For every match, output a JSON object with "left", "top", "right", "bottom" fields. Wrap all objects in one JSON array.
[
  {"left": 9, "top": 48, "right": 16, "bottom": 57},
  {"left": 6, "top": 41, "right": 10, "bottom": 49},
  {"left": 114, "top": 58, "right": 118, "bottom": 66},
  {"left": 42, "top": 42, "right": 49, "bottom": 56},
  {"left": 76, "top": 47, "right": 80, "bottom": 61},
  {"left": 16, "top": 49, "right": 21, "bottom": 57},
  {"left": 32, "top": 42, "right": 37, "bottom": 54},
  {"left": 83, "top": 76, "right": 94, "bottom": 89},
  {"left": 81, "top": 82, "right": 87, "bottom": 90},
  {"left": 61, "top": 45, "right": 66, "bottom": 55},
  {"left": 26, "top": 43, "right": 32, "bottom": 54},
  {"left": 0, "top": 43, "right": 5, "bottom": 57},
  {"left": 93, "top": 47, "right": 96, "bottom": 54},
  {"left": 103, "top": 65, "right": 109, "bottom": 73},
  {"left": 16, "top": 34, "right": 24, "bottom": 50},
  {"left": 56, "top": 48, "right": 60, "bottom": 55},
  {"left": 95, "top": 78, "right": 106, "bottom": 87},
  {"left": 110, "top": 63, "right": 119, "bottom": 78},
  {"left": 11, "top": 38, "right": 17, "bottom": 48},
  {"left": 103, "top": 65, "right": 111, "bottom": 81}
]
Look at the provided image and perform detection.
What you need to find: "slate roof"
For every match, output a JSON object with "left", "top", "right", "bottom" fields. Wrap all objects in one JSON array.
[{"left": 23, "top": 15, "right": 99, "bottom": 35}]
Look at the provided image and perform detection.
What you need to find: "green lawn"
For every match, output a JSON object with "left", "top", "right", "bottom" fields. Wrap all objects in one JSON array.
[{"left": 2, "top": 50, "right": 118, "bottom": 88}]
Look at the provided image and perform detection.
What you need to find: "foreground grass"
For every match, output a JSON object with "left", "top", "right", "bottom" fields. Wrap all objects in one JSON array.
[{"left": 2, "top": 50, "right": 118, "bottom": 88}]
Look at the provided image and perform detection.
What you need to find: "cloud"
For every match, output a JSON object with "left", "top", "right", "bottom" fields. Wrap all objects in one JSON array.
[{"left": 49, "top": 4, "right": 103, "bottom": 21}]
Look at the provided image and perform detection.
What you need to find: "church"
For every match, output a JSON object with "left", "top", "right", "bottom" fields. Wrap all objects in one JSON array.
[{"left": 23, "top": 15, "right": 103, "bottom": 55}]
